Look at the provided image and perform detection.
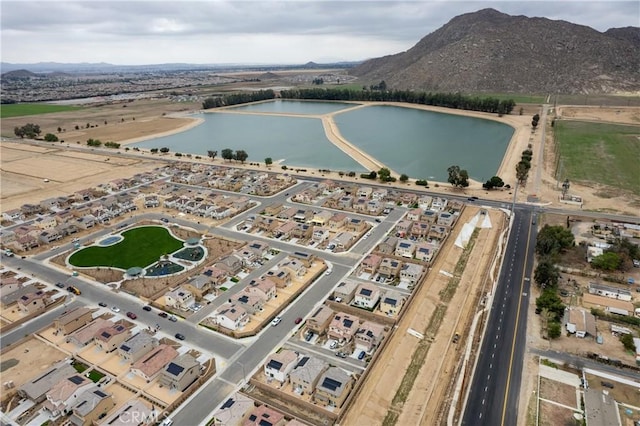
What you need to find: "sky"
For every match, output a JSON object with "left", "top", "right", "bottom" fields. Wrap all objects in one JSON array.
[{"left": 2, "top": 1, "right": 638, "bottom": 65}]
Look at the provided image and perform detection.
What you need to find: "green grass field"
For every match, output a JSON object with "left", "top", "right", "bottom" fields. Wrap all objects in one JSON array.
[
  {"left": 554, "top": 120, "right": 640, "bottom": 195},
  {"left": 69, "top": 226, "right": 184, "bottom": 269},
  {"left": 0, "top": 103, "right": 81, "bottom": 119}
]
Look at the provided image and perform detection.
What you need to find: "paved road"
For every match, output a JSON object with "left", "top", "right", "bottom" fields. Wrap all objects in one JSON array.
[
  {"left": 530, "top": 348, "right": 640, "bottom": 382},
  {"left": 462, "top": 206, "right": 536, "bottom": 425}
]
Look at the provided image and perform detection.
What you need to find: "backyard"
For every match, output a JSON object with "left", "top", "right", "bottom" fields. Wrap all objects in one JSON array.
[
  {"left": 554, "top": 120, "right": 640, "bottom": 196},
  {"left": 68, "top": 226, "right": 184, "bottom": 269}
]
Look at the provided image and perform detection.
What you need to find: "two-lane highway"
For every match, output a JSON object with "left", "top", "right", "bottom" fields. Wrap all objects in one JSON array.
[{"left": 462, "top": 207, "right": 536, "bottom": 425}]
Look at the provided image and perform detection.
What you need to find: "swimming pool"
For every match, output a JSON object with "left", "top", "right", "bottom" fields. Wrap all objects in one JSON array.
[{"left": 99, "top": 235, "right": 123, "bottom": 246}]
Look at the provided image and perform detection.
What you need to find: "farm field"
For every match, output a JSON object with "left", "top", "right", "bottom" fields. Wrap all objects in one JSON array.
[
  {"left": 68, "top": 226, "right": 184, "bottom": 269},
  {"left": 554, "top": 120, "right": 640, "bottom": 196},
  {"left": 0, "top": 103, "right": 82, "bottom": 118}
]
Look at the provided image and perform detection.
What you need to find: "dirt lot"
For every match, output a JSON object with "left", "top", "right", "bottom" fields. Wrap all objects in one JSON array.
[
  {"left": 0, "top": 337, "right": 68, "bottom": 403},
  {"left": 538, "top": 400, "right": 577, "bottom": 426},
  {"left": 539, "top": 377, "right": 577, "bottom": 408}
]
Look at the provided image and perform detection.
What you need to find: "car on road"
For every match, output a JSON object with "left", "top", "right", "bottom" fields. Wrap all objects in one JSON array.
[
  {"left": 161, "top": 218, "right": 169, "bottom": 223},
  {"left": 98, "top": 302, "right": 107, "bottom": 307},
  {"left": 143, "top": 305, "right": 152, "bottom": 312},
  {"left": 126, "top": 312, "right": 137, "bottom": 320},
  {"left": 335, "top": 352, "right": 348, "bottom": 358},
  {"left": 168, "top": 316, "right": 178, "bottom": 322},
  {"left": 55, "top": 282, "right": 65, "bottom": 288},
  {"left": 271, "top": 316, "right": 282, "bottom": 326},
  {"left": 111, "top": 306, "right": 120, "bottom": 313},
  {"left": 467, "top": 196, "right": 479, "bottom": 201},
  {"left": 453, "top": 333, "right": 460, "bottom": 343},
  {"left": 375, "top": 218, "right": 382, "bottom": 223},
  {"left": 358, "top": 351, "right": 366, "bottom": 360},
  {"left": 294, "top": 317, "right": 303, "bottom": 324},
  {"left": 158, "top": 312, "right": 168, "bottom": 318},
  {"left": 174, "top": 333, "right": 185, "bottom": 341},
  {"left": 325, "top": 269, "right": 332, "bottom": 276}
]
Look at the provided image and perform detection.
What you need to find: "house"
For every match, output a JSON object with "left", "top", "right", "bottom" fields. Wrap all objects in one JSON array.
[
  {"left": 379, "top": 290, "right": 406, "bottom": 317},
  {"left": 67, "top": 318, "right": 113, "bottom": 348},
  {"left": 360, "top": 254, "right": 382, "bottom": 275},
  {"left": 437, "top": 212, "right": 456, "bottom": 227},
  {"left": 17, "top": 290, "right": 50, "bottom": 314},
  {"left": 328, "top": 212, "right": 348, "bottom": 229},
  {"left": 100, "top": 399, "right": 156, "bottom": 426},
  {"left": 55, "top": 307, "right": 94, "bottom": 335},
  {"left": 130, "top": 344, "right": 179, "bottom": 382},
  {"left": 395, "top": 239, "right": 416, "bottom": 258},
  {"left": 18, "top": 360, "right": 77, "bottom": 403},
  {"left": 245, "top": 278, "right": 277, "bottom": 301},
  {"left": 43, "top": 375, "right": 94, "bottom": 416},
  {"left": 244, "top": 405, "right": 286, "bottom": 426},
  {"left": 377, "top": 236, "right": 398, "bottom": 255},
  {"left": 212, "top": 393, "right": 255, "bottom": 426},
  {"left": 0, "top": 277, "right": 22, "bottom": 298},
  {"left": 263, "top": 268, "right": 292, "bottom": 288},
  {"left": 333, "top": 280, "right": 359, "bottom": 304},
  {"left": 564, "top": 308, "right": 597, "bottom": 338},
  {"left": 290, "top": 356, "right": 328, "bottom": 396},
  {"left": 68, "top": 388, "right": 115, "bottom": 426},
  {"left": 278, "top": 258, "right": 306, "bottom": 277},
  {"left": 183, "top": 275, "right": 215, "bottom": 299},
  {"left": 290, "top": 251, "right": 315, "bottom": 267},
  {"left": 274, "top": 221, "right": 297, "bottom": 239},
  {"left": 215, "top": 254, "right": 244, "bottom": 275},
  {"left": 33, "top": 216, "right": 57, "bottom": 230},
  {"left": 410, "top": 221, "right": 430, "bottom": 238},
  {"left": 353, "top": 283, "right": 381, "bottom": 310},
  {"left": 164, "top": 287, "right": 195, "bottom": 310},
  {"left": 264, "top": 349, "right": 299, "bottom": 383},
  {"left": 586, "top": 246, "right": 604, "bottom": 263},
  {"left": 263, "top": 203, "right": 284, "bottom": 216},
  {"left": 247, "top": 240, "right": 269, "bottom": 258},
  {"left": 231, "top": 292, "right": 264, "bottom": 314},
  {"left": 313, "top": 227, "right": 330, "bottom": 243},
  {"left": 94, "top": 323, "right": 131, "bottom": 352},
  {"left": 118, "top": 331, "right": 159, "bottom": 362},
  {"left": 306, "top": 305, "right": 334, "bottom": 335},
  {"left": 582, "top": 293, "right": 635, "bottom": 316},
  {"left": 378, "top": 258, "right": 402, "bottom": 278},
  {"left": 291, "top": 222, "right": 312, "bottom": 239},
  {"left": 415, "top": 242, "right": 437, "bottom": 262},
  {"left": 1, "top": 283, "right": 40, "bottom": 308},
  {"left": 345, "top": 217, "right": 366, "bottom": 233},
  {"left": 292, "top": 209, "right": 313, "bottom": 223},
  {"left": 214, "top": 303, "right": 249, "bottom": 331},
  {"left": 399, "top": 263, "right": 425, "bottom": 286},
  {"left": 313, "top": 367, "right": 354, "bottom": 408},
  {"left": 158, "top": 353, "right": 201, "bottom": 392},
  {"left": 354, "top": 321, "right": 385, "bottom": 352},
  {"left": 588, "top": 282, "right": 632, "bottom": 301},
  {"left": 328, "top": 313, "right": 360, "bottom": 343},
  {"left": 311, "top": 210, "right": 333, "bottom": 226}
]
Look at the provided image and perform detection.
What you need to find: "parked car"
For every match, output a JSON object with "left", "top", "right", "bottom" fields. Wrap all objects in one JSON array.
[
  {"left": 294, "top": 317, "right": 303, "bottom": 324},
  {"left": 55, "top": 282, "right": 65, "bottom": 288},
  {"left": 452, "top": 333, "right": 460, "bottom": 343},
  {"left": 98, "top": 302, "right": 107, "bottom": 307},
  {"left": 111, "top": 306, "right": 120, "bottom": 313},
  {"left": 335, "top": 352, "right": 348, "bottom": 358},
  {"left": 329, "top": 340, "right": 338, "bottom": 349},
  {"left": 305, "top": 332, "right": 314, "bottom": 342},
  {"left": 358, "top": 351, "right": 366, "bottom": 360},
  {"left": 174, "top": 333, "right": 185, "bottom": 341},
  {"left": 601, "top": 381, "right": 614, "bottom": 389},
  {"left": 158, "top": 312, "right": 168, "bottom": 318},
  {"left": 142, "top": 305, "right": 152, "bottom": 312},
  {"left": 126, "top": 312, "right": 137, "bottom": 320},
  {"left": 167, "top": 316, "right": 177, "bottom": 322},
  {"left": 271, "top": 316, "right": 282, "bottom": 326}
]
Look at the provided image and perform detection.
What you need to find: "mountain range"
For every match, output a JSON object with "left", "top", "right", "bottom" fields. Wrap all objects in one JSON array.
[{"left": 349, "top": 8, "right": 640, "bottom": 94}]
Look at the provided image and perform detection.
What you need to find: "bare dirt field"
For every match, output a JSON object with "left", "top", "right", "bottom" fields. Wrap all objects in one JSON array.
[
  {"left": 0, "top": 337, "right": 68, "bottom": 399},
  {"left": 538, "top": 400, "right": 577, "bottom": 426},
  {"left": 538, "top": 377, "right": 577, "bottom": 408}
]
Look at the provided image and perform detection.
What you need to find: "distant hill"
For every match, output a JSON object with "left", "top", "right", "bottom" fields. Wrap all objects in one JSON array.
[
  {"left": 350, "top": 8, "right": 640, "bottom": 94},
  {"left": 1, "top": 69, "right": 37, "bottom": 79}
]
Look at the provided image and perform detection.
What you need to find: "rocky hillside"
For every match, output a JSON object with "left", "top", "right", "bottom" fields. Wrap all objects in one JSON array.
[{"left": 350, "top": 9, "right": 640, "bottom": 94}]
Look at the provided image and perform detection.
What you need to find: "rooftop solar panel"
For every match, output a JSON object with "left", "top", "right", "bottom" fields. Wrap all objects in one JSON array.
[
  {"left": 68, "top": 375, "right": 84, "bottom": 385},
  {"left": 220, "top": 398, "right": 235, "bottom": 410},
  {"left": 322, "top": 377, "right": 342, "bottom": 391},
  {"left": 267, "top": 360, "right": 283, "bottom": 370},
  {"left": 166, "top": 363, "right": 185, "bottom": 376}
]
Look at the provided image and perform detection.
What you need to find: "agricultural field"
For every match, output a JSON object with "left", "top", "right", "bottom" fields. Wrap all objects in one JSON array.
[
  {"left": 0, "top": 103, "right": 82, "bottom": 118},
  {"left": 68, "top": 226, "right": 184, "bottom": 269},
  {"left": 554, "top": 120, "right": 640, "bottom": 196}
]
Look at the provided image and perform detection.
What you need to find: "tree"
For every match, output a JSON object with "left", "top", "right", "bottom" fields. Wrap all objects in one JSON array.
[
  {"left": 234, "top": 150, "right": 248, "bottom": 163},
  {"left": 534, "top": 259, "right": 560, "bottom": 288},
  {"left": 14, "top": 123, "right": 41, "bottom": 139},
  {"left": 591, "top": 252, "right": 621, "bottom": 271},
  {"left": 14, "top": 126, "right": 25, "bottom": 138},
  {"left": 483, "top": 176, "right": 505, "bottom": 190},
  {"left": 516, "top": 161, "right": 529, "bottom": 184},
  {"left": 265, "top": 157, "right": 273, "bottom": 166},
  {"left": 536, "top": 225, "right": 575, "bottom": 257},
  {"left": 399, "top": 173, "right": 409, "bottom": 182},
  {"left": 207, "top": 150, "right": 218, "bottom": 160},
  {"left": 221, "top": 148, "right": 234, "bottom": 161},
  {"left": 536, "top": 288, "right": 564, "bottom": 319},
  {"left": 44, "top": 133, "right": 59, "bottom": 142},
  {"left": 159, "top": 147, "right": 170, "bottom": 153},
  {"left": 620, "top": 333, "right": 636, "bottom": 352},
  {"left": 447, "top": 165, "right": 470, "bottom": 188},
  {"left": 547, "top": 321, "right": 562, "bottom": 339},
  {"left": 531, "top": 119, "right": 538, "bottom": 129},
  {"left": 378, "top": 167, "right": 391, "bottom": 182}
]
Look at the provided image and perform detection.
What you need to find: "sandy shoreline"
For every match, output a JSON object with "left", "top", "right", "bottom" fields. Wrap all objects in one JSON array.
[{"left": 118, "top": 113, "right": 205, "bottom": 146}]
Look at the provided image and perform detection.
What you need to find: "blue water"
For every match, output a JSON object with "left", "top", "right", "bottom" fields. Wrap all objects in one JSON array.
[
  {"left": 226, "top": 99, "right": 356, "bottom": 114},
  {"left": 99, "top": 236, "right": 122, "bottom": 246}
]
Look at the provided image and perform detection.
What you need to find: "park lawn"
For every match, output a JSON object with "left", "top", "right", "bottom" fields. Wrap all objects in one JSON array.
[
  {"left": 0, "top": 103, "right": 82, "bottom": 119},
  {"left": 555, "top": 120, "right": 640, "bottom": 195},
  {"left": 69, "top": 226, "right": 183, "bottom": 269}
]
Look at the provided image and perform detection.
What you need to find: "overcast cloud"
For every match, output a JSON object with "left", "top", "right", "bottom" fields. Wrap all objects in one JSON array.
[{"left": 2, "top": 1, "right": 638, "bottom": 65}]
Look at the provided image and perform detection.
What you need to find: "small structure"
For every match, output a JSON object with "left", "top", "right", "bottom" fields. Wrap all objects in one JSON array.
[
  {"left": 212, "top": 393, "right": 255, "bottom": 426},
  {"left": 68, "top": 388, "right": 115, "bottom": 426},
  {"left": 264, "top": 349, "right": 299, "bottom": 384},
  {"left": 158, "top": 353, "right": 201, "bottom": 392},
  {"left": 313, "top": 367, "right": 354, "bottom": 408},
  {"left": 564, "top": 308, "right": 596, "bottom": 338},
  {"left": 100, "top": 399, "right": 156, "bottom": 426},
  {"left": 54, "top": 307, "right": 94, "bottom": 335},
  {"left": 289, "top": 356, "right": 328, "bottom": 396}
]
